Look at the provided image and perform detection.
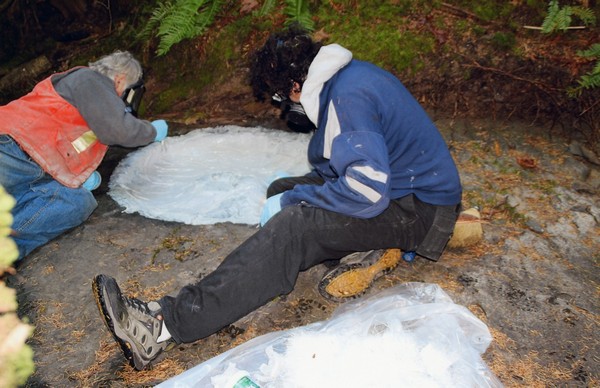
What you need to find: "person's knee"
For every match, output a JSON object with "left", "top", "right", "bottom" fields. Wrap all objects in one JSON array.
[
  {"left": 52, "top": 186, "right": 97, "bottom": 226},
  {"left": 267, "top": 205, "right": 313, "bottom": 234},
  {"left": 70, "top": 189, "right": 98, "bottom": 223}
]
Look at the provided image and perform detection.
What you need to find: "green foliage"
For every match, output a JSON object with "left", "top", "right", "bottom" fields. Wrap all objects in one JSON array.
[
  {"left": 255, "top": 0, "right": 277, "bottom": 16},
  {"left": 148, "top": 17, "right": 253, "bottom": 115},
  {"left": 2, "top": 345, "right": 35, "bottom": 388},
  {"left": 569, "top": 43, "right": 600, "bottom": 96},
  {"left": 541, "top": 0, "right": 596, "bottom": 33},
  {"left": 540, "top": 1, "right": 598, "bottom": 96},
  {"left": 315, "top": 1, "right": 435, "bottom": 73},
  {"left": 140, "top": 0, "right": 315, "bottom": 56},
  {"left": 139, "top": 0, "right": 224, "bottom": 56},
  {"left": 0, "top": 185, "right": 34, "bottom": 388},
  {"left": 283, "top": 0, "right": 314, "bottom": 31}
]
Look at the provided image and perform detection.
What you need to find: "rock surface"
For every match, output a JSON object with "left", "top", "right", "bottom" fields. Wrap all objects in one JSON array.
[{"left": 8, "top": 117, "right": 599, "bottom": 387}]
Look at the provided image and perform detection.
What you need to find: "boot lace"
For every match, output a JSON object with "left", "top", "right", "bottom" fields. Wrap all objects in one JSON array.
[{"left": 123, "top": 296, "right": 153, "bottom": 316}]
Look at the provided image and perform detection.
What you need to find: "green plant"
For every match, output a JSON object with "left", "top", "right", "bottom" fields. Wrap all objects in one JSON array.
[
  {"left": 283, "top": 0, "right": 314, "bottom": 31},
  {"left": 570, "top": 43, "right": 600, "bottom": 96},
  {"left": 140, "top": 0, "right": 315, "bottom": 56},
  {"left": 541, "top": 0, "right": 595, "bottom": 33},
  {"left": 139, "top": 0, "right": 224, "bottom": 56},
  {"left": 255, "top": 0, "right": 277, "bottom": 16},
  {"left": 540, "top": 1, "right": 598, "bottom": 96},
  {"left": 315, "top": 1, "right": 435, "bottom": 73},
  {"left": 0, "top": 185, "right": 34, "bottom": 388}
]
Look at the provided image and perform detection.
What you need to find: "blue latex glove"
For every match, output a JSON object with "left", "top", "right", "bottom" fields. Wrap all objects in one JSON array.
[
  {"left": 260, "top": 193, "right": 283, "bottom": 226},
  {"left": 82, "top": 171, "right": 101, "bottom": 191},
  {"left": 152, "top": 119, "right": 168, "bottom": 142}
]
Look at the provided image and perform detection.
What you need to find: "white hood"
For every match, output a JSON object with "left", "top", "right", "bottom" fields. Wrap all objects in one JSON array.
[{"left": 300, "top": 44, "right": 352, "bottom": 125}]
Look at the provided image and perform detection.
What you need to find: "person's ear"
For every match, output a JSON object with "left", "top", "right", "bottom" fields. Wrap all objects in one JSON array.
[
  {"left": 114, "top": 73, "right": 127, "bottom": 95},
  {"left": 292, "top": 81, "right": 301, "bottom": 93}
]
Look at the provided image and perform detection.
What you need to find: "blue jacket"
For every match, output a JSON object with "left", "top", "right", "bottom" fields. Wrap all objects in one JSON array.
[{"left": 280, "top": 45, "right": 462, "bottom": 218}]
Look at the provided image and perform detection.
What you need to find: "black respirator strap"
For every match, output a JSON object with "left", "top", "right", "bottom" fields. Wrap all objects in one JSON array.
[
  {"left": 122, "top": 79, "right": 145, "bottom": 117},
  {"left": 272, "top": 94, "right": 315, "bottom": 133}
]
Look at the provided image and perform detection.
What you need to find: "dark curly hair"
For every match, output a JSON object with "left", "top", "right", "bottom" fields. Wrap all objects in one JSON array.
[{"left": 249, "top": 25, "right": 322, "bottom": 102}]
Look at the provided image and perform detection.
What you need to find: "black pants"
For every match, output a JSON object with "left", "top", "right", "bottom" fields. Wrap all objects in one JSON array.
[{"left": 159, "top": 176, "right": 451, "bottom": 343}]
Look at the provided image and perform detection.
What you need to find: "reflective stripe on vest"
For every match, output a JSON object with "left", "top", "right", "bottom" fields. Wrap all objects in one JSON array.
[{"left": 71, "top": 131, "right": 98, "bottom": 153}]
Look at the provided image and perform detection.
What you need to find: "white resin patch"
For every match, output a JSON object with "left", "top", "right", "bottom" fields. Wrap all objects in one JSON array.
[{"left": 109, "top": 126, "right": 311, "bottom": 225}]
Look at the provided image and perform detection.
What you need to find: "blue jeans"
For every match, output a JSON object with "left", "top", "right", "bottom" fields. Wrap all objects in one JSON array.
[{"left": 0, "top": 135, "right": 97, "bottom": 261}]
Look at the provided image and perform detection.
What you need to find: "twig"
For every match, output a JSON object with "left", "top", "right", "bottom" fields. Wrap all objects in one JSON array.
[
  {"left": 441, "top": 2, "right": 488, "bottom": 24},
  {"left": 96, "top": 0, "right": 113, "bottom": 33},
  {"left": 523, "top": 25, "right": 588, "bottom": 30},
  {"left": 460, "top": 55, "right": 566, "bottom": 117},
  {"left": 461, "top": 55, "right": 560, "bottom": 95},
  {"left": 579, "top": 98, "right": 600, "bottom": 116}
]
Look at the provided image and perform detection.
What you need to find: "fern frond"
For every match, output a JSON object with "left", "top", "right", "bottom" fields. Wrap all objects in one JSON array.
[
  {"left": 577, "top": 43, "right": 600, "bottom": 59},
  {"left": 571, "top": 6, "right": 596, "bottom": 26},
  {"left": 194, "top": 0, "right": 223, "bottom": 30},
  {"left": 148, "top": 0, "right": 224, "bottom": 56},
  {"left": 156, "top": 4, "right": 200, "bottom": 52},
  {"left": 568, "top": 71, "right": 600, "bottom": 96},
  {"left": 568, "top": 45, "right": 600, "bottom": 96},
  {"left": 541, "top": 0, "right": 596, "bottom": 33},
  {"left": 256, "top": 0, "right": 277, "bottom": 16},
  {"left": 138, "top": 1, "right": 175, "bottom": 40},
  {"left": 283, "top": 0, "right": 314, "bottom": 31},
  {"left": 542, "top": 1, "right": 573, "bottom": 33}
]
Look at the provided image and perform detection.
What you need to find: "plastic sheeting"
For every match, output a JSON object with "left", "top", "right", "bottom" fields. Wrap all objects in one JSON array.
[
  {"left": 157, "top": 283, "right": 503, "bottom": 388},
  {"left": 108, "top": 126, "right": 311, "bottom": 225}
]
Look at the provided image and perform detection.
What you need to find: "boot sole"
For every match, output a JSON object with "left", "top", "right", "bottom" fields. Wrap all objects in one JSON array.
[
  {"left": 318, "top": 249, "right": 401, "bottom": 302},
  {"left": 92, "top": 275, "right": 138, "bottom": 369}
]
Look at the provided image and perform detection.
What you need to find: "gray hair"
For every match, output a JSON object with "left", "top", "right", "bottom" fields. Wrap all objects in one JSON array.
[{"left": 89, "top": 50, "right": 142, "bottom": 87}]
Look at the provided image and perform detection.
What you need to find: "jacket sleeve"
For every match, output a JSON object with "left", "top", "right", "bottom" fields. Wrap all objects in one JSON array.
[
  {"left": 281, "top": 94, "right": 392, "bottom": 218},
  {"left": 55, "top": 69, "right": 157, "bottom": 147}
]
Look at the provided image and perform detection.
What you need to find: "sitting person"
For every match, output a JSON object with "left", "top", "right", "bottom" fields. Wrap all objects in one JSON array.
[
  {"left": 92, "top": 26, "right": 462, "bottom": 370},
  {"left": 0, "top": 51, "right": 168, "bottom": 261}
]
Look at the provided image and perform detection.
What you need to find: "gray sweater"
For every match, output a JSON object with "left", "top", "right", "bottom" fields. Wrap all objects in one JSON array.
[{"left": 52, "top": 67, "right": 156, "bottom": 147}]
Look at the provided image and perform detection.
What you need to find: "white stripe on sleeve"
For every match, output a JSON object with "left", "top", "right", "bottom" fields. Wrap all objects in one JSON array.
[
  {"left": 346, "top": 176, "right": 382, "bottom": 203},
  {"left": 323, "top": 101, "right": 341, "bottom": 159},
  {"left": 351, "top": 165, "right": 388, "bottom": 183}
]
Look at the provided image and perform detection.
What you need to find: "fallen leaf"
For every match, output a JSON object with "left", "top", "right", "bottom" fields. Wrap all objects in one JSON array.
[
  {"left": 494, "top": 140, "right": 502, "bottom": 157},
  {"left": 517, "top": 156, "right": 537, "bottom": 169}
]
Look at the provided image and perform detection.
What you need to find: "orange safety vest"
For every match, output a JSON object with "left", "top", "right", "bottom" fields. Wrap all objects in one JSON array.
[{"left": 0, "top": 71, "right": 108, "bottom": 188}]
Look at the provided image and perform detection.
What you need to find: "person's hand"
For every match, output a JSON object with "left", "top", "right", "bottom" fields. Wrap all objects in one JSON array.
[
  {"left": 82, "top": 171, "right": 101, "bottom": 191},
  {"left": 260, "top": 193, "right": 283, "bottom": 226},
  {"left": 152, "top": 120, "right": 168, "bottom": 142}
]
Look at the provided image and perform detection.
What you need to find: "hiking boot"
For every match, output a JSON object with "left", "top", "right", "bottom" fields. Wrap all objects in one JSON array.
[
  {"left": 92, "top": 274, "right": 174, "bottom": 370},
  {"left": 318, "top": 249, "right": 402, "bottom": 302}
]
